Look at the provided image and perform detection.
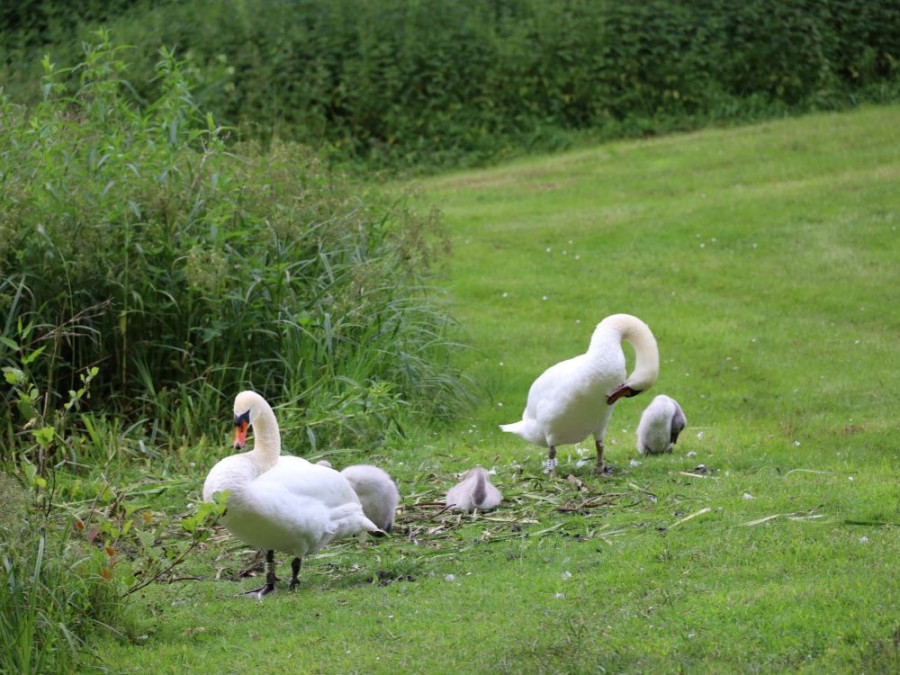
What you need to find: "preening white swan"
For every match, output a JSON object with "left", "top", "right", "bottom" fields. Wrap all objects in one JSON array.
[
  {"left": 340, "top": 464, "right": 401, "bottom": 533},
  {"left": 500, "top": 313, "right": 659, "bottom": 474},
  {"left": 636, "top": 394, "right": 687, "bottom": 455},
  {"left": 445, "top": 467, "right": 502, "bottom": 512},
  {"left": 202, "top": 391, "right": 384, "bottom": 598}
]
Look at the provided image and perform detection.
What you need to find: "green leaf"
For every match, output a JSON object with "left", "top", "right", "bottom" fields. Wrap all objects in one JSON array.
[
  {"left": 33, "top": 426, "right": 55, "bottom": 449},
  {"left": 21, "top": 345, "right": 47, "bottom": 365}
]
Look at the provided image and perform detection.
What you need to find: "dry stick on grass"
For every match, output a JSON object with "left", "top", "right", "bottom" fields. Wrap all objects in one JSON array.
[{"left": 668, "top": 507, "right": 712, "bottom": 529}]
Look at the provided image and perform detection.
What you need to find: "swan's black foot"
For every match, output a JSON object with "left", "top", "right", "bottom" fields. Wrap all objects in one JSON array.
[
  {"left": 543, "top": 456, "right": 558, "bottom": 476},
  {"left": 596, "top": 463, "right": 615, "bottom": 476},
  {"left": 237, "top": 549, "right": 278, "bottom": 598},
  {"left": 237, "top": 582, "right": 276, "bottom": 599}
]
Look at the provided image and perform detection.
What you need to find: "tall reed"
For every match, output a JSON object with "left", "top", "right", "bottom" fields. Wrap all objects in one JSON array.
[{"left": 0, "top": 31, "right": 470, "bottom": 462}]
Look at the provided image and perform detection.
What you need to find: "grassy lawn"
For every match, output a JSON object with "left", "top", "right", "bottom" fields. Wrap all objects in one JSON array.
[{"left": 90, "top": 105, "right": 900, "bottom": 673}]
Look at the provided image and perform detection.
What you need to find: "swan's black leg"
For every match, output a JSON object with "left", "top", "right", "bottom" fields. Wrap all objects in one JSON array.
[
  {"left": 289, "top": 557, "right": 302, "bottom": 591},
  {"left": 544, "top": 446, "right": 558, "bottom": 474},
  {"left": 238, "top": 549, "right": 277, "bottom": 599},
  {"left": 595, "top": 439, "right": 614, "bottom": 475}
]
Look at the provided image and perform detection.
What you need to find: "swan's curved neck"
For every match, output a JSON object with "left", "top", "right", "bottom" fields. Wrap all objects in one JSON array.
[
  {"left": 593, "top": 314, "right": 660, "bottom": 391},
  {"left": 249, "top": 402, "right": 281, "bottom": 471}
]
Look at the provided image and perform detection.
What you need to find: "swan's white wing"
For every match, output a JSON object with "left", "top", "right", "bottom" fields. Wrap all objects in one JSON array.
[{"left": 521, "top": 354, "right": 623, "bottom": 445}]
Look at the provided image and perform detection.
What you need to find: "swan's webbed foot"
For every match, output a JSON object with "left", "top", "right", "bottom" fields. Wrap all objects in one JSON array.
[
  {"left": 237, "top": 582, "right": 276, "bottom": 599},
  {"left": 543, "top": 447, "right": 558, "bottom": 475},
  {"left": 238, "top": 549, "right": 278, "bottom": 599},
  {"left": 596, "top": 463, "right": 615, "bottom": 476}
]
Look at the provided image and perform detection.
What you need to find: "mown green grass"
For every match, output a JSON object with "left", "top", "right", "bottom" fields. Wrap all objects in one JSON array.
[{"left": 86, "top": 106, "right": 900, "bottom": 673}]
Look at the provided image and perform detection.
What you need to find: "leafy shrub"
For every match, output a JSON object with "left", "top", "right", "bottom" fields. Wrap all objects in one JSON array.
[
  {"left": 0, "top": 471, "right": 120, "bottom": 674},
  {"left": 3, "top": 0, "right": 897, "bottom": 172},
  {"left": 0, "top": 31, "right": 469, "bottom": 460}
]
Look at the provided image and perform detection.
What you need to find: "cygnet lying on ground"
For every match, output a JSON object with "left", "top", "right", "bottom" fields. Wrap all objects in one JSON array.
[
  {"left": 636, "top": 394, "right": 687, "bottom": 455},
  {"left": 445, "top": 467, "right": 502, "bottom": 512}
]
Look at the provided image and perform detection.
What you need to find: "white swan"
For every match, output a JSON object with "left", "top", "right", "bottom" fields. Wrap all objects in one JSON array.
[
  {"left": 340, "top": 464, "right": 401, "bottom": 533},
  {"left": 636, "top": 394, "right": 687, "bottom": 455},
  {"left": 202, "top": 391, "right": 384, "bottom": 598},
  {"left": 500, "top": 313, "right": 659, "bottom": 474},
  {"left": 445, "top": 467, "right": 503, "bottom": 512}
]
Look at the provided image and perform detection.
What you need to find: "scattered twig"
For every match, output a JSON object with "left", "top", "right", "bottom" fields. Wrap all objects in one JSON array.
[
  {"left": 668, "top": 507, "right": 712, "bottom": 529},
  {"left": 743, "top": 506, "right": 826, "bottom": 527}
]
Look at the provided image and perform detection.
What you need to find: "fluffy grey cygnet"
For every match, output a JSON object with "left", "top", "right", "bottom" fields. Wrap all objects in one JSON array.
[
  {"left": 340, "top": 464, "right": 401, "bottom": 533},
  {"left": 445, "top": 467, "right": 502, "bottom": 512},
  {"left": 636, "top": 394, "right": 687, "bottom": 455}
]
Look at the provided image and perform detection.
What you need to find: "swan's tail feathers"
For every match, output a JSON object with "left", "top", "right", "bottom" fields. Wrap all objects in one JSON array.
[{"left": 499, "top": 421, "right": 525, "bottom": 435}]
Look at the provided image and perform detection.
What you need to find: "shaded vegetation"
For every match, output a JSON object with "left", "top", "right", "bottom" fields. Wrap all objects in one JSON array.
[
  {"left": 3, "top": 0, "right": 900, "bottom": 172},
  {"left": 1, "top": 33, "right": 469, "bottom": 464}
]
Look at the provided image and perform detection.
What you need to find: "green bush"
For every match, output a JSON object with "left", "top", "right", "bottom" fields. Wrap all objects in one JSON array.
[
  {"left": 0, "top": 32, "right": 469, "bottom": 460},
  {"left": 3, "top": 0, "right": 897, "bottom": 172},
  {"left": 0, "top": 472, "right": 120, "bottom": 675}
]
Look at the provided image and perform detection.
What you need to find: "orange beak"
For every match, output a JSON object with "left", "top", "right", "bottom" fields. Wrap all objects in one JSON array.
[{"left": 234, "top": 419, "right": 250, "bottom": 450}]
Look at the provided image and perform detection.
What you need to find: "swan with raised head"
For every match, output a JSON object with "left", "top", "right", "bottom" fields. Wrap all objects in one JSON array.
[
  {"left": 202, "top": 391, "right": 384, "bottom": 598},
  {"left": 340, "top": 464, "right": 401, "bottom": 532},
  {"left": 500, "top": 313, "right": 659, "bottom": 474},
  {"left": 636, "top": 394, "right": 687, "bottom": 455},
  {"left": 445, "top": 467, "right": 502, "bottom": 512}
]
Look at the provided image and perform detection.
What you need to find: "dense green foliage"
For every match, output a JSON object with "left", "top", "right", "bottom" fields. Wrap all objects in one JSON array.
[
  {"left": 0, "top": 472, "right": 120, "bottom": 674},
  {"left": 0, "top": 33, "right": 467, "bottom": 464},
  {"left": 3, "top": 0, "right": 900, "bottom": 171}
]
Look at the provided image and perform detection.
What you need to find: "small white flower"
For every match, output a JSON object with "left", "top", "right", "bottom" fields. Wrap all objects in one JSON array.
[
  {"left": 742, "top": 493, "right": 754, "bottom": 500},
  {"left": 445, "top": 574, "right": 456, "bottom": 582},
  {"left": 696, "top": 431, "right": 704, "bottom": 440},
  {"left": 793, "top": 441, "right": 801, "bottom": 447},
  {"left": 859, "top": 536, "right": 869, "bottom": 544},
  {"left": 630, "top": 459, "right": 642, "bottom": 467},
  {"left": 497, "top": 402, "right": 504, "bottom": 407},
  {"left": 542, "top": 295, "right": 548, "bottom": 301},
  {"left": 686, "top": 451, "right": 697, "bottom": 458},
  {"left": 555, "top": 593, "right": 565, "bottom": 599},
  {"left": 562, "top": 571, "right": 572, "bottom": 580},
  {"left": 502, "top": 291, "right": 508, "bottom": 298},
  {"left": 545, "top": 247, "right": 552, "bottom": 253},
  {"left": 848, "top": 476, "right": 854, "bottom": 481}
]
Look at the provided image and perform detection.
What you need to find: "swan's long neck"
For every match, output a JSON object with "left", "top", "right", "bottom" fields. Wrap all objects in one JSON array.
[
  {"left": 592, "top": 314, "right": 659, "bottom": 391},
  {"left": 249, "top": 400, "right": 281, "bottom": 472}
]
